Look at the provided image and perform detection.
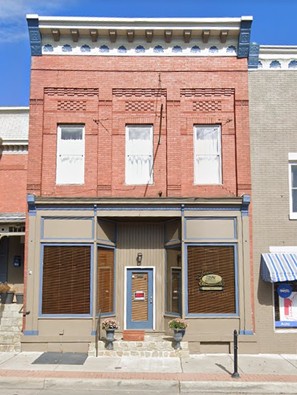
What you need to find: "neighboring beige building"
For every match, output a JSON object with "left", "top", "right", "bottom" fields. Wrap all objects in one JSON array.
[{"left": 249, "top": 46, "right": 297, "bottom": 353}]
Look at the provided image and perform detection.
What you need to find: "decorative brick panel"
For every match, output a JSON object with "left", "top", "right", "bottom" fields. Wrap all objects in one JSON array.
[
  {"left": 113, "top": 88, "right": 166, "bottom": 97},
  {"left": 235, "top": 100, "right": 249, "bottom": 106},
  {"left": 57, "top": 100, "right": 87, "bottom": 111},
  {"left": 181, "top": 88, "right": 234, "bottom": 97},
  {"left": 193, "top": 100, "right": 222, "bottom": 112},
  {"left": 44, "top": 87, "right": 99, "bottom": 97},
  {"left": 125, "top": 101, "right": 155, "bottom": 112}
]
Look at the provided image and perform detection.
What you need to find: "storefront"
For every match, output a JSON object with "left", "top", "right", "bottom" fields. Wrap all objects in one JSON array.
[{"left": 22, "top": 195, "right": 253, "bottom": 353}]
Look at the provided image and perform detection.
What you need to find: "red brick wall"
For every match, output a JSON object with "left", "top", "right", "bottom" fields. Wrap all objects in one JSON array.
[
  {"left": 27, "top": 55, "right": 251, "bottom": 199},
  {"left": 0, "top": 152, "right": 28, "bottom": 212}
]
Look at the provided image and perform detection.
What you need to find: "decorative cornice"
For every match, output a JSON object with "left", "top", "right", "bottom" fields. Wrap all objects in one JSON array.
[
  {"left": 237, "top": 18, "right": 252, "bottom": 58},
  {"left": 27, "top": 15, "right": 42, "bottom": 56},
  {"left": 249, "top": 45, "right": 297, "bottom": 70},
  {"left": 26, "top": 15, "right": 252, "bottom": 59}
]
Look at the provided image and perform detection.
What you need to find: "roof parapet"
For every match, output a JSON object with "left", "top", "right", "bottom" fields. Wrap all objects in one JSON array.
[{"left": 26, "top": 14, "right": 253, "bottom": 59}]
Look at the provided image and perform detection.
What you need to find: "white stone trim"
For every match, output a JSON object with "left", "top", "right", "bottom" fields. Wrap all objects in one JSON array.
[
  {"left": 269, "top": 246, "right": 297, "bottom": 253},
  {"left": 41, "top": 38, "right": 238, "bottom": 57}
]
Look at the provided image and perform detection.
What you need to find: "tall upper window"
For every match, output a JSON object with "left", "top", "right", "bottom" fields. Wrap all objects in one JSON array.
[
  {"left": 56, "top": 125, "right": 85, "bottom": 185},
  {"left": 125, "top": 125, "right": 153, "bottom": 185},
  {"left": 194, "top": 125, "right": 222, "bottom": 185},
  {"left": 289, "top": 154, "right": 297, "bottom": 219}
]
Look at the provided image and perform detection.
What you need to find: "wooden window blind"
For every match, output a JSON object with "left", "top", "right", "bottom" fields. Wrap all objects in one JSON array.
[
  {"left": 42, "top": 246, "right": 91, "bottom": 314},
  {"left": 97, "top": 247, "right": 114, "bottom": 314},
  {"left": 188, "top": 246, "right": 235, "bottom": 314}
]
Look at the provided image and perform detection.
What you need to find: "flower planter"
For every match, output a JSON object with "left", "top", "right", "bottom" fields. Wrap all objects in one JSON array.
[
  {"left": 16, "top": 293, "right": 24, "bottom": 304},
  {"left": 105, "top": 329, "right": 115, "bottom": 350},
  {"left": 1, "top": 292, "right": 14, "bottom": 304},
  {"left": 173, "top": 329, "right": 185, "bottom": 350}
]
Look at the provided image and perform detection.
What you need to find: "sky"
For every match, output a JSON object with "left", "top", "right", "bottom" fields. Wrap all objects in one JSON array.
[{"left": 0, "top": 0, "right": 296, "bottom": 107}]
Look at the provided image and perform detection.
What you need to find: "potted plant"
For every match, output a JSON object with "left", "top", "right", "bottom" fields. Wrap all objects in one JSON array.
[
  {"left": 0, "top": 283, "right": 14, "bottom": 304},
  {"left": 101, "top": 318, "right": 119, "bottom": 350},
  {"left": 168, "top": 318, "right": 188, "bottom": 350}
]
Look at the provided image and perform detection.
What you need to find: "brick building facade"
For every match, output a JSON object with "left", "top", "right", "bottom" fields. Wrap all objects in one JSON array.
[
  {"left": 0, "top": 107, "right": 28, "bottom": 290},
  {"left": 20, "top": 15, "right": 254, "bottom": 353}
]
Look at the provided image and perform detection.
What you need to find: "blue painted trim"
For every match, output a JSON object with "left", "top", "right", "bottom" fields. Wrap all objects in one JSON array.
[
  {"left": 275, "top": 321, "right": 297, "bottom": 328},
  {"left": 98, "top": 206, "right": 180, "bottom": 212},
  {"left": 238, "top": 19, "right": 252, "bottom": 58},
  {"left": 23, "top": 330, "right": 39, "bottom": 336},
  {"left": 184, "top": 206, "right": 240, "bottom": 212},
  {"left": 39, "top": 243, "right": 93, "bottom": 317},
  {"left": 241, "top": 194, "right": 251, "bottom": 217},
  {"left": 40, "top": 216, "right": 94, "bottom": 240},
  {"left": 239, "top": 330, "right": 254, "bottom": 335},
  {"left": 33, "top": 204, "right": 241, "bottom": 213},
  {"left": 27, "top": 194, "right": 36, "bottom": 216},
  {"left": 97, "top": 239, "right": 115, "bottom": 246},
  {"left": 184, "top": 243, "right": 239, "bottom": 317},
  {"left": 248, "top": 42, "right": 260, "bottom": 69},
  {"left": 184, "top": 217, "right": 237, "bottom": 241},
  {"left": 186, "top": 313, "right": 239, "bottom": 318},
  {"left": 126, "top": 268, "right": 153, "bottom": 329},
  {"left": 27, "top": 17, "right": 42, "bottom": 56},
  {"left": 38, "top": 206, "right": 94, "bottom": 211}
]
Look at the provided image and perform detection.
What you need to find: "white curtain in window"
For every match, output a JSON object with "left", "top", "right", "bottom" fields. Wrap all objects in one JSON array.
[
  {"left": 126, "top": 126, "right": 153, "bottom": 185},
  {"left": 194, "top": 125, "right": 221, "bottom": 185},
  {"left": 56, "top": 126, "right": 85, "bottom": 185}
]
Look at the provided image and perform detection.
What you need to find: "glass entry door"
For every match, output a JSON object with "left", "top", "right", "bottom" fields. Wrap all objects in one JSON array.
[{"left": 126, "top": 268, "right": 153, "bottom": 329}]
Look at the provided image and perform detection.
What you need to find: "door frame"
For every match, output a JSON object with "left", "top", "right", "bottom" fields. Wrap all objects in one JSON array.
[{"left": 124, "top": 266, "right": 155, "bottom": 330}]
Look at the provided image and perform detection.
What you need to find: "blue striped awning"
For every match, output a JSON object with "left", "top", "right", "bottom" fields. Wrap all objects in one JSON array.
[{"left": 261, "top": 253, "right": 297, "bottom": 282}]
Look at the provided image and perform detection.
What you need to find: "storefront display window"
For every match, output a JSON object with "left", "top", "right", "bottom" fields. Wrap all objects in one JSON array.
[
  {"left": 187, "top": 245, "right": 236, "bottom": 315},
  {"left": 274, "top": 282, "right": 297, "bottom": 328}
]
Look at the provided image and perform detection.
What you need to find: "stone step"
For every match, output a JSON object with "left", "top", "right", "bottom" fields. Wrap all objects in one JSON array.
[
  {"left": 89, "top": 334, "right": 189, "bottom": 357},
  {"left": 0, "top": 344, "right": 21, "bottom": 352}
]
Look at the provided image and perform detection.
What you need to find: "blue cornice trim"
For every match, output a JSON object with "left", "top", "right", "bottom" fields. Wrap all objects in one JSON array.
[
  {"left": 238, "top": 19, "right": 252, "bottom": 59},
  {"left": 27, "top": 194, "right": 36, "bottom": 216},
  {"left": 248, "top": 43, "right": 260, "bottom": 69},
  {"left": 27, "top": 17, "right": 42, "bottom": 56},
  {"left": 241, "top": 194, "right": 251, "bottom": 217},
  {"left": 23, "top": 330, "right": 39, "bottom": 336}
]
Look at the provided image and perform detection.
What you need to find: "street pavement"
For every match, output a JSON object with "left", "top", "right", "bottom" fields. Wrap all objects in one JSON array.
[{"left": 0, "top": 352, "right": 297, "bottom": 393}]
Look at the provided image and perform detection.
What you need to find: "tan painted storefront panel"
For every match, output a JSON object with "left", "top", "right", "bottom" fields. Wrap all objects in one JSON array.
[
  {"left": 165, "top": 219, "right": 181, "bottom": 244},
  {"left": 97, "top": 219, "right": 116, "bottom": 244},
  {"left": 38, "top": 319, "right": 92, "bottom": 337},
  {"left": 185, "top": 218, "right": 236, "bottom": 240},
  {"left": 42, "top": 218, "right": 93, "bottom": 239}
]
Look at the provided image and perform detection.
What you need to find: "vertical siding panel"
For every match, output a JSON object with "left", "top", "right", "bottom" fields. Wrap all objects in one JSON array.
[{"left": 116, "top": 222, "right": 164, "bottom": 330}]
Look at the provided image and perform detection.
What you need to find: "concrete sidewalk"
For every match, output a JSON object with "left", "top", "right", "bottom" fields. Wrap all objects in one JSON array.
[{"left": 0, "top": 352, "right": 297, "bottom": 393}]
